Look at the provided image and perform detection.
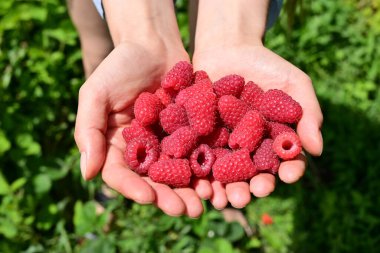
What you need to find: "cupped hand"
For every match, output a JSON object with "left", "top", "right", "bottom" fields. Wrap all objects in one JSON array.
[
  {"left": 192, "top": 44, "right": 323, "bottom": 209},
  {"left": 74, "top": 42, "right": 205, "bottom": 217}
]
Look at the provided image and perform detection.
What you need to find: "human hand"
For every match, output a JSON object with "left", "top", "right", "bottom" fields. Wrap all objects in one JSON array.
[{"left": 192, "top": 43, "right": 323, "bottom": 209}]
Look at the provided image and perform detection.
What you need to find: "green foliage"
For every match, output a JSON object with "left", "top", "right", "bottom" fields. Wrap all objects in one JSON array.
[{"left": 0, "top": 0, "right": 379, "bottom": 252}]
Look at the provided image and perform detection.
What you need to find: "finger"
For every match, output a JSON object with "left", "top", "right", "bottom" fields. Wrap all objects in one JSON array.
[
  {"left": 75, "top": 84, "right": 108, "bottom": 180},
  {"left": 278, "top": 153, "right": 307, "bottom": 184},
  {"left": 144, "top": 178, "right": 186, "bottom": 216},
  {"left": 289, "top": 77, "right": 323, "bottom": 156},
  {"left": 210, "top": 179, "right": 228, "bottom": 210},
  {"left": 250, "top": 173, "right": 276, "bottom": 198},
  {"left": 192, "top": 178, "right": 213, "bottom": 200},
  {"left": 225, "top": 182, "right": 251, "bottom": 209},
  {"left": 102, "top": 146, "right": 155, "bottom": 204},
  {"left": 175, "top": 188, "right": 204, "bottom": 218}
]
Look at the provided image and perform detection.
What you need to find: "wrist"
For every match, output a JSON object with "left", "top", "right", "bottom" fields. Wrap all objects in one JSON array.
[
  {"left": 103, "top": 0, "right": 183, "bottom": 48},
  {"left": 195, "top": 0, "right": 269, "bottom": 50}
]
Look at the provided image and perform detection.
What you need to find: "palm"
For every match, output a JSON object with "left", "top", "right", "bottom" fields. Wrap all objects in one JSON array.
[
  {"left": 76, "top": 44, "right": 206, "bottom": 217},
  {"left": 192, "top": 45, "right": 323, "bottom": 207}
]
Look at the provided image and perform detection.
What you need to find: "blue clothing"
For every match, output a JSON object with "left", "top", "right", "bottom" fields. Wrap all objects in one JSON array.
[{"left": 92, "top": 0, "right": 283, "bottom": 29}]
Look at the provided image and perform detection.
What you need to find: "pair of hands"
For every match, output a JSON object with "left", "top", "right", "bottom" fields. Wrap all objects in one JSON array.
[{"left": 74, "top": 41, "right": 323, "bottom": 217}]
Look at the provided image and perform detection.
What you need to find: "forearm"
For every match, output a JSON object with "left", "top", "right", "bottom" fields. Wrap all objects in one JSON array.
[
  {"left": 195, "top": 0, "right": 270, "bottom": 49},
  {"left": 102, "top": 0, "right": 183, "bottom": 47}
]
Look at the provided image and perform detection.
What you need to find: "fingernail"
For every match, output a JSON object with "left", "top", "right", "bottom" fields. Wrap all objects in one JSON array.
[
  {"left": 80, "top": 152, "right": 87, "bottom": 180},
  {"left": 318, "top": 131, "right": 324, "bottom": 156}
]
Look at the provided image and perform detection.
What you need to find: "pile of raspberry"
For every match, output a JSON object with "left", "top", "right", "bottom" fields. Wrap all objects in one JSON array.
[{"left": 122, "top": 61, "right": 303, "bottom": 188}]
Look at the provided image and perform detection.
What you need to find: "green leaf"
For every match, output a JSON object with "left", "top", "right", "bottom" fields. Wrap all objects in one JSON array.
[
  {"left": 79, "top": 236, "right": 116, "bottom": 253},
  {"left": 10, "top": 177, "right": 27, "bottom": 192},
  {"left": 0, "top": 130, "right": 11, "bottom": 155},
  {"left": 33, "top": 174, "right": 52, "bottom": 194},
  {"left": 0, "top": 172, "right": 10, "bottom": 195},
  {"left": 0, "top": 218, "right": 17, "bottom": 239}
]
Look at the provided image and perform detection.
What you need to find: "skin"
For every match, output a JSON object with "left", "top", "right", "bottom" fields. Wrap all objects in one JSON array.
[{"left": 71, "top": 0, "right": 323, "bottom": 217}]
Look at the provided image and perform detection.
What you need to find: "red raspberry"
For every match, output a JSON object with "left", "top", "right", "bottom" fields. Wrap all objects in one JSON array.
[
  {"left": 261, "top": 213, "right": 273, "bottom": 225},
  {"left": 254, "top": 89, "right": 303, "bottom": 124},
  {"left": 122, "top": 120, "right": 159, "bottom": 147},
  {"left": 193, "top": 70, "right": 210, "bottom": 83},
  {"left": 212, "top": 148, "right": 257, "bottom": 184},
  {"left": 161, "top": 61, "right": 193, "bottom": 91},
  {"left": 148, "top": 159, "right": 192, "bottom": 188},
  {"left": 218, "top": 95, "right": 250, "bottom": 129},
  {"left": 213, "top": 74, "right": 245, "bottom": 97},
  {"left": 161, "top": 126, "right": 198, "bottom": 158},
  {"left": 229, "top": 110, "right": 266, "bottom": 152},
  {"left": 273, "top": 132, "right": 302, "bottom": 160},
  {"left": 189, "top": 144, "right": 215, "bottom": 178},
  {"left": 240, "top": 81, "right": 263, "bottom": 108},
  {"left": 134, "top": 92, "right": 163, "bottom": 126},
  {"left": 184, "top": 91, "right": 217, "bottom": 136},
  {"left": 267, "top": 121, "right": 295, "bottom": 139},
  {"left": 159, "top": 153, "right": 172, "bottom": 161},
  {"left": 252, "top": 139, "right": 280, "bottom": 174},
  {"left": 175, "top": 79, "right": 213, "bottom": 106},
  {"left": 124, "top": 138, "right": 159, "bottom": 175},
  {"left": 200, "top": 127, "right": 229, "bottom": 148},
  {"left": 159, "top": 104, "right": 188, "bottom": 134},
  {"left": 155, "top": 88, "right": 175, "bottom": 107},
  {"left": 212, "top": 148, "right": 231, "bottom": 160}
]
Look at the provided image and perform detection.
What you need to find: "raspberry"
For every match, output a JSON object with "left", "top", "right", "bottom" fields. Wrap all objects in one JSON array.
[
  {"left": 200, "top": 127, "right": 229, "bottom": 148},
  {"left": 212, "top": 148, "right": 257, "bottom": 184},
  {"left": 161, "top": 126, "right": 198, "bottom": 158},
  {"left": 229, "top": 110, "right": 266, "bottom": 152},
  {"left": 124, "top": 138, "right": 159, "bottom": 175},
  {"left": 159, "top": 104, "right": 188, "bottom": 134},
  {"left": 254, "top": 89, "right": 302, "bottom": 124},
  {"left": 155, "top": 88, "right": 175, "bottom": 107},
  {"left": 189, "top": 144, "right": 215, "bottom": 178},
  {"left": 213, "top": 74, "right": 245, "bottom": 97},
  {"left": 240, "top": 81, "right": 263, "bottom": 108},
  {"left": 272, "top": 132, "right": 302, "bottom": 160},
  {"left": 122, "top": 119, "right": 159, "bottom": 147},
  {"left": 161, "top": 61, "right": 193, "bottom": 91},
  {"left": 134, "top": 92, "right": 163, "bottom": 126},
  {"left": 252, "top": 139, "right": 280, "bottom": 174},
  {"left": 218, "top": 95, "right": 250, "bottom": 129},
  {"left": 184, "top": 91, "right": 217, "bottom": 136},
  {"left": 267, "top": 121, "right": 295, "bottom": 139},
  {"left": 148, "top": 159, "right": 192, "bottom": 188},
  {"left": 212, "top": 148, "right": 231, "bottom": 160},
  {"left": 159, "top": 153, "right": 172, "bottom": 161},
  {"left": 175, "top": 79, "right": 213, "bottom": 106},
  {"left": 193, "top": 70, "right": 210, "bottom": 83}
]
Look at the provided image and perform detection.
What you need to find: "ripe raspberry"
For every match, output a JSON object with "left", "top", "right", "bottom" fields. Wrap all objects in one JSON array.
[
  {"left": 254, "top": 89, "right": 303, "bottom": 124},
  {"left": 159, "top": 153, "right": 172, "bottom": 161},
  {"left": 273, "top": 132, "right": 302, "bottom": 160},
  {"left": 218, "top": 95, "right": 250, "bottom": 129},
  {"left": 261, "top": 213, "right": 273, "bottom": 225},
  {"left": 213, "top": 74, "right": 245, "bottom": 97},
  {"left": 155, "top": 88, "right": 175, "bottom": 107},
  {"left": 161, "top": 126, "right": 198, "bottom": 158},
  {"left": 200, "top": 127, "right": 229, "bottom": 148},
  {"left": 267, "top": 121, "right": 295, "bottom": 139},
  {"left": 148, "top": 159, "right": 192, "bottom": 188},
  {"left": 229, "top": 110, "right": 266, "bottom": 152},
  {"left": 212, "top": 148, "right": 257, "bottom": 184},
  {"left": 161, "top": 61, "right": 193, "bottom": 91},
  {"left": 212, "top": 148, "right": 231, "bottom": 160},
  {"left": 184, "top": 91, "right": 217, "bottom": 136},
  {"left": 189, "top": 144, "right": 215, "bottom": 178},
  {"left": 193, "top": 70, "right": 210, "bottom": 83},
  {"left": 124, "top": 138, "right": 159, "bottom": 175},
  {"left": 175, "top": 79, "right": 213, "bottom": 106},
  {"left": 240, "top": 81, "right": 263, "bottom": 108},
  {"left": 159, "top": 104, "right": 188, "bottom": 134},
  {"left": 122, "top": 120, "right": 159, "bottom": 147},
  {"left": 252, "top": 139, "right": 280, "bottom": 174},
  {"left": 134, "top": 92, "right": 163, "bottom": 126}
]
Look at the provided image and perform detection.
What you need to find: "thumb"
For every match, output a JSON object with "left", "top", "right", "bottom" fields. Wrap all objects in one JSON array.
[{"left": 74, "top": 84, "right": 108, "bottom": 180}]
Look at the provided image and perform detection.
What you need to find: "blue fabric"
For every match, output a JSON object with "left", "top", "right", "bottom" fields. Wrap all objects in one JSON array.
[{"left": 92, "top": 0, "right": 283, "bottom": 29}]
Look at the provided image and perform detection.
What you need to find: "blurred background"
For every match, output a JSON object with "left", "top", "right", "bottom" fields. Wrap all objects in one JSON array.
[{"left": 0, "top": 0, "right": 379, "bottom": 252}]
